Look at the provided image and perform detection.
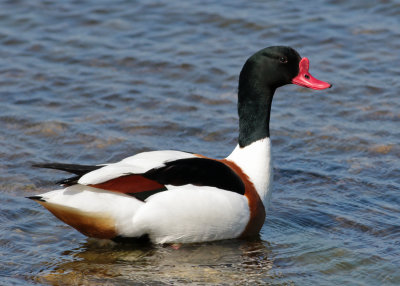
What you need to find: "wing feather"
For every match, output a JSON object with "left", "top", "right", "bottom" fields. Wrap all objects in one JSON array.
[
  {"left": 87, "top": 157, "right": 245, "bottom": 200},
  {"left": 78, "top": 150, "right": 196, "bottom": 185},
  {"left": 89, "top": 174, "right": 166, "bottom": 196},
  {"left": 34, "top": 151, "right": 246, "bottom": 202}
]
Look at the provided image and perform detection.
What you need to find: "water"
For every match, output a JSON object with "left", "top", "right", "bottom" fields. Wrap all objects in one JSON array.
[{"left": 1, "top": 0, "right": 399, "bottom": 285}]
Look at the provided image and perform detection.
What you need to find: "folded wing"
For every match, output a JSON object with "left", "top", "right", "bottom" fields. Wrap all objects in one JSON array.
[{"left": 35, "top": 150, "right": 245, "bottom": 202}]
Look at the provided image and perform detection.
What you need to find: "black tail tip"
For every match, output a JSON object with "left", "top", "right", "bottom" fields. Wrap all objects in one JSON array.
[{"left": 26, "top": 196, "right": 46, "bottom": 202}]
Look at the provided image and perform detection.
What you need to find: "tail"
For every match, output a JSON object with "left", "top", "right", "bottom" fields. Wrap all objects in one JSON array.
[
  {"left": 28, "top": 194, "right": 118, "bottom": 239},
  {"left": 27, "top": 184, "right": 144, "bottom": 240},
  {"left": 27, "top": 195, "right": 46, "bottom": 202}
]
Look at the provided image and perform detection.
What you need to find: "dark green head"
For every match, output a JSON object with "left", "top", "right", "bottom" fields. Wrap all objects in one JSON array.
[
  {"left": 237, "top": 46, "right": 331, "bottom": 147},
  {"left": 239, "top": 46, "right": 302, "bottom": 93}
]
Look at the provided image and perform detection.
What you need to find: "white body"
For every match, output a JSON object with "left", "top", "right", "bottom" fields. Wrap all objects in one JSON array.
[{"left": 36, "top": 138, "right": 273, "bottom": 243}]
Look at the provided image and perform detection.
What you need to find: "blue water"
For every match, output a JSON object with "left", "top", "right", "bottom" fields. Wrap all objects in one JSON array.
[{"left": 1, "top": 0, "right": 399, "bottom": 285}]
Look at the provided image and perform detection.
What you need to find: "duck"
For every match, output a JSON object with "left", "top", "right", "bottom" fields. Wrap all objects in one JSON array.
[{"left": 28, "top": 46, "right": 331, "bottom": 244}]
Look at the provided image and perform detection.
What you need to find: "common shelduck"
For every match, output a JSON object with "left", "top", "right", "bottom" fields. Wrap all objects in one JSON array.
[{"left": 29, "top": 46, "right": 331, "bottom": 244}]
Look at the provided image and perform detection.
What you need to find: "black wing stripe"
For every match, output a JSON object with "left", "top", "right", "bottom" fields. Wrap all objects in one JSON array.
[{"left": 142, "top": 158, "right": 245, "bottom": 195}]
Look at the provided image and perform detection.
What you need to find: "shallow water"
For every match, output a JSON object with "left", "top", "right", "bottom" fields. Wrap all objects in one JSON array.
[{"left": 1, "top": 0, "right": 399, "bottom": 285}]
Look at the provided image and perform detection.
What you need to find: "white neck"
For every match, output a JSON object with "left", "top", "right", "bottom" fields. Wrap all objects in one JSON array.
[{"left": 226, "top": 138, "right": 273, "bottom": 209}]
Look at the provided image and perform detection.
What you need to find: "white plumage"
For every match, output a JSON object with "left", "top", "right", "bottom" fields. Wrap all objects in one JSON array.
[{"left": 34, "top": 143, "right": 267, "bottom": 243}]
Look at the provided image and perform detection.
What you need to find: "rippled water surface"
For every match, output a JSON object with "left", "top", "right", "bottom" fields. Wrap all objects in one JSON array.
[{"left": 1, "top": 0, "right": 399, "bottom": 285}]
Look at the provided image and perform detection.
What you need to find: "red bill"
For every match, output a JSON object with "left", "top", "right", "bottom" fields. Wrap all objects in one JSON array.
[{"left": 292, "top": 57, "right": 332, "bottom": 90}]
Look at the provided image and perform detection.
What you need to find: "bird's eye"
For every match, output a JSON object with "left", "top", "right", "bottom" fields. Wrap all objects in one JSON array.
[{"left": 279, "top": 57, "right": 288, "bottom": 64}]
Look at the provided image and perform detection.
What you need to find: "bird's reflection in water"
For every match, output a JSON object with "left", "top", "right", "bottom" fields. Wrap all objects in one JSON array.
[{"left": 36, "top": 237, "right": 276, "bottom": 285}]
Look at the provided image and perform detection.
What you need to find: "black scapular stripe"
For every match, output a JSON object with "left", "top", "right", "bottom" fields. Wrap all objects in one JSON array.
[{"left": 142, "top": 158, "right": 245, "bottom": 195}]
